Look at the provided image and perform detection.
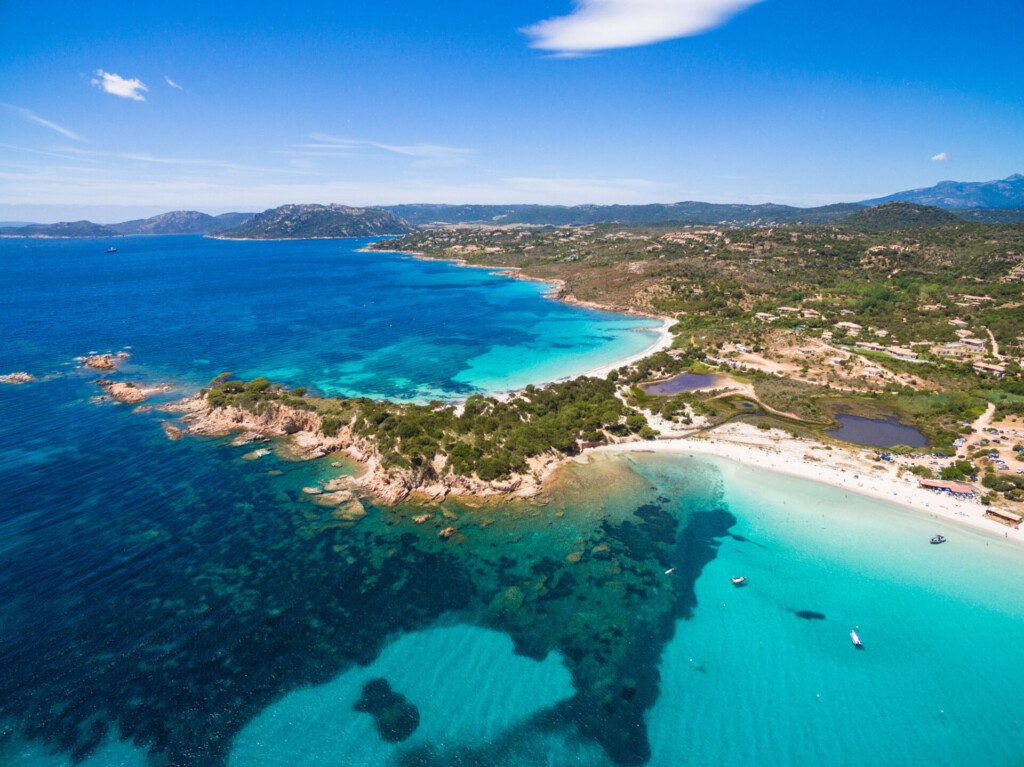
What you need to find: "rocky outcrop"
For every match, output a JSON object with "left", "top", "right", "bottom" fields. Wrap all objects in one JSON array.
[
  {"left": 172, "top": 395, "right": 564, "bottom": 506},
  {"left": 353, "top": 678, "right": 419, "bottom": 743},
  {"left": 0, "top": 372, "right": 35, "bottom": 385},
  {"left": 80, "top": 352, "right": 130, "bottom": 371},
  {"left": 94, "top": 379, "right": 171, "bottom": 404},
  {"left": 161, "top": 421, "right": 183, "bottom": 440}
]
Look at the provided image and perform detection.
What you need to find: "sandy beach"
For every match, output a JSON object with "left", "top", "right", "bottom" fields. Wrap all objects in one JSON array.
[
  {"left": 588, "top": 422, "right": 1023, "bottom": 544},
  {"left": 571, "top": 317, "right": 675, "bottom": 380}
]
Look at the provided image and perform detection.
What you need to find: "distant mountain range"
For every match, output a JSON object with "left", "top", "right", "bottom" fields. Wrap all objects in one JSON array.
[
  {"left": 113, "top": 210, "right": 253, "bottom": 235},
  {"left": 2, "top": 174, "right": 1022, "bottom": 237},
  {"left": 861, "top": 173, "right": 1024, "bottom": 209},
  {"left": 0, "top": 211, "right": 255, "bottom": 238},
  {"left": 381, "top": 202, "right": 873, "bottom": 227},
  {"left": 1, "top": 220, "right": 123, "bottom": 238},
  {"left": 212, "top": 204, "right": 413, "bottom": 239}
]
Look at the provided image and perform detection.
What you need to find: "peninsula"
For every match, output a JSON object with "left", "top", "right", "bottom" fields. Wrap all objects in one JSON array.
[{"left": 138, "top": 215, "right": 1019, "bottom": 539}]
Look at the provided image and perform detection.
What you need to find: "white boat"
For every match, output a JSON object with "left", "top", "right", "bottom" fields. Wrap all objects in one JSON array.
[
  {"left": 850, "top": 629, "right": 864, "bottom": 648},
  {"left": 664, "top": 567, "right": 675, "bottom": 575}
]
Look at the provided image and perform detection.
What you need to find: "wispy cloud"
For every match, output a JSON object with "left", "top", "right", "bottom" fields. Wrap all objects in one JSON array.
[
  {"left": 116, "top": 152, "right": 323, "bottom": 175},
  {"left": 522, "top": 0, "right": 761, "bottom": 53},
  {"left": 2, "top": 103, "right": 86, "bottom": 141},
  {"left": 91, "top": 69, "right": 148, "bottom": 101},
  {"left": 164, "top": 76, "right": 183, "bottom": 91},
  {"left": 303, "top": 133, "right": 476, "bottom": 160},
  {"left": 930, "top": 151, "right": 948, "bottom": 162},
  {"left": 0, "top": 142, "right": 98, "bottom": 162}
]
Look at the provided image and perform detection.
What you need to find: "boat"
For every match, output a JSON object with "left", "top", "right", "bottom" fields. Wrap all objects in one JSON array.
[
  {"left": 105, "top": 246, "right": 118, "bottom": 253},
  {"left": 930, "top": 534, "right": 946, "bottom": 544},
  {"left": 730, "top": 576, "right": 747, "bottom": 586},
  {"left": 850, "top": 629, "right": 864, "bottom": 649},
  {"left": 664, "top": 567, "right": 675, "bottom": 575}
]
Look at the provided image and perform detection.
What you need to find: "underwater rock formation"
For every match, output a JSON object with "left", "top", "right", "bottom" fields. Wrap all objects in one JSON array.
[{"left": 353, "top": 678, "right": 420, "bottom": 743}]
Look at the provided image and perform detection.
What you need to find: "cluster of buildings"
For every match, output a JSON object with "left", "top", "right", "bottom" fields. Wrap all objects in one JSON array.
[{"left": 747, "top": 297, "right": 1013, "bottom": 380}]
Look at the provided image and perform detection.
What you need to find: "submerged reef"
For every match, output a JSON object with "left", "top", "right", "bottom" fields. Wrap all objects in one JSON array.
[
  {"left": 354, "top": 678, "right": 420, "bottom": 743},
  {"left": 0, "top": 449, "right": 733, "bottom": 766}
]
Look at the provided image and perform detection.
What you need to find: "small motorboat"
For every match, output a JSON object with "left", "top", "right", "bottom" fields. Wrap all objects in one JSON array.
[
  {"left": 105, "top": 246, "right": 118, "bottom": 253},
  {"left": 664, "top": 567, "right": 675, "bottom": 575},
  {"left": 850, "top": 629, "right": 864, "bottom": 649},
  {"left": 930, "top": 534, "right": 946, "bottom": 544},
  {"left": 730, "top": 576, "right": 747, "bottom": 586}
]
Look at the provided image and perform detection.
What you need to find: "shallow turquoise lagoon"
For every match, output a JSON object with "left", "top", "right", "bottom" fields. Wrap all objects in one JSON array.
[
  {"left": 2, "top": 236, "right": 1023, "bottom": 766},
  {"left": 643, "top": 455, "right": 1024, "bottom": 767}
]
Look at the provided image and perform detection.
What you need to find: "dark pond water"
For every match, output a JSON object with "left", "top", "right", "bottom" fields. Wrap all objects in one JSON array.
[
  {"left": 827, "top": 414, "right": 929, "bottom": 448},
  {"left": 643, "top": 373, "right": 725, "bottom": 396}
]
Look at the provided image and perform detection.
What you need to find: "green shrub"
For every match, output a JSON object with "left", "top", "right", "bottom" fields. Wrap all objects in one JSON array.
[{"left": 321, "top": 416, "right": 342, "bottom": 437}]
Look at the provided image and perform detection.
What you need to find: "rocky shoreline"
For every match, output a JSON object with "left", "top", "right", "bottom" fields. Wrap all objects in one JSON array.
[{"left": 170, "top": 394, "right": 564, "bottom": 507}]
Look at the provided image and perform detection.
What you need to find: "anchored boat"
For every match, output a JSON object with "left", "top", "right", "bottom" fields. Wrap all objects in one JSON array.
[
  {"left": 850, "top": 629, "right": 864, "bottom": 649},
  {"left": 930, "top": 534, "right": 946, "bottom": 544}
]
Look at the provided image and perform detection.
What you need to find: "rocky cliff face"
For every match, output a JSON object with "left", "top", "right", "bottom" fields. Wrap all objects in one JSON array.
[
  {"left": 213, "top": 204, "right": 413, "bottom": 239},
  {"left": 173, "top": 396, "right": 554, "bottom": 505}
]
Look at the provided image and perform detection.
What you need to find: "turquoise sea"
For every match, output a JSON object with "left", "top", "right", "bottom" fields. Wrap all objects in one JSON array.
[{"left": 1, "top": 236, "right": 1023, "bottom": 766}]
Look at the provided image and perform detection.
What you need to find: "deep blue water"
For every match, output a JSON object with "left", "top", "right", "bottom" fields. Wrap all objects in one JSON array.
[
  {"left": 2, "top": 236, "right": 1023, "bottom": 766},
  {"left": 1, "top": 235, "right": 659, "bottom": 401}
]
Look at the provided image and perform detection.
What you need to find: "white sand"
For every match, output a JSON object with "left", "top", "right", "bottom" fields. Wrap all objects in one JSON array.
[
  {"left": 588, "top": 423, "right": 1023, "bottom": 544},
  {"left": 574, "top": 317, "right": 675, "bottom": 381}
]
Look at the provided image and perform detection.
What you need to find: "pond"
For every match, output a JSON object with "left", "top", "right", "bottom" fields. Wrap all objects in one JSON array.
[
  {"left": 827, "top": 414, "right": 929, "bottom": 448},
  {"left": 642, "top": 373, "right": 726, "bottom": 396}
]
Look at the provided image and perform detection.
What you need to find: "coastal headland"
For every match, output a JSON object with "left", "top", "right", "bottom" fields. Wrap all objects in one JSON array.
[{"left": 60, "top": 221, "right": 1023, "bottom": 539}]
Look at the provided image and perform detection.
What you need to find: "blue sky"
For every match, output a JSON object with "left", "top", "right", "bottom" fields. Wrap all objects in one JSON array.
[{"left": 1, "top": 0, "right": 1022, "bottom": 221}]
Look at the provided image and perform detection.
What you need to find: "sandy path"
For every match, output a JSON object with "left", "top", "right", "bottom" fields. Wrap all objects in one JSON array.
[{"left": 986, "top": 328, "right": 1002, "bottom": 360}]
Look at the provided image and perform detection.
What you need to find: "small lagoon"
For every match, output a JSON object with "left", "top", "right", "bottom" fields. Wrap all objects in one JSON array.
[
  {"left": 642, "top": 372, "right": 726, "bottom": 395},
  {"left": 827, "top": 414, "right": 929, "bottom": 448}
]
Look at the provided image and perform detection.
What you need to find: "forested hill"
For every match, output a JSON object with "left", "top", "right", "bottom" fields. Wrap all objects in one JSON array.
[
  {"left": 213, "top": 204, "right": 413, "bottom": 239},
  {"left": 112, "top": 211, "right": 252, "bottom": 235},
  {"left": 841, "top": 202, "right": 963, "bottom": 231}
]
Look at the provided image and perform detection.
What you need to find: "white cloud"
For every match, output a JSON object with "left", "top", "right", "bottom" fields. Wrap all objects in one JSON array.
[
  {"left": 164, "top": 76, "right": 183, "bottom": 90},
  {"left": 91, "top": 70, "right": 148, "bottom": 101},
  {"left": 304, "top": 134, "right": 476, "bottom": 160},
  {"left": 523, "top": 0, "right": 761, "bottom": 53},
  {"left": 1, "top": 103, "right": 86, "bottom": 141},
  {"left": 930, "top": 151, "right": 948, "bottom": 162}
]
